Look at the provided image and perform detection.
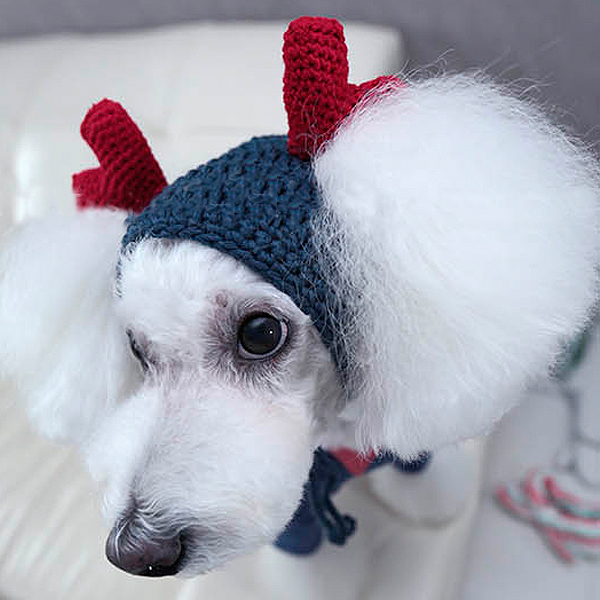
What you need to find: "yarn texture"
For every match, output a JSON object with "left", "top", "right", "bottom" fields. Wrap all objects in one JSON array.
[
  {"left": 73, "top": 99, "right": 167, "bottom": 212},
  {"left": 283, "top": 16, "right": 398, "bottom": 159},
  {"left": 122, "top": 135, "right": 345, "bottom": 367},
  {"left": 74, "top": 17, "right": 400, "bottom": 371}
]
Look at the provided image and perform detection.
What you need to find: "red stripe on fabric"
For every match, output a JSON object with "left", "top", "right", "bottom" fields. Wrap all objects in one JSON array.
[{"left": 329, "top": 448, "right": 377, "bottom": 476}]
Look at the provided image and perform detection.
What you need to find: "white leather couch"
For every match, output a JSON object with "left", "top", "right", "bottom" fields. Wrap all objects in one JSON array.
[{"left": 0, "top": 21, "right": 488, "bottom": 600}]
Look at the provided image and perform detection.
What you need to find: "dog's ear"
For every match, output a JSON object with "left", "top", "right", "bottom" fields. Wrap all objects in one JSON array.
[
  {"left": 0, "top": 209, "right": 139, "bottom": 445},
  {"left": 313, "top": 74, "right": 600, "bottom": 456}
]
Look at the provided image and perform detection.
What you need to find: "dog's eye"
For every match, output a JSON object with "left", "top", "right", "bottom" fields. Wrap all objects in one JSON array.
[
  {"left": 127, "top": 329, "right": 149, "bottom": 372},
  {"left": 238, "top": 314, "right": 287, "bottom": 359}
]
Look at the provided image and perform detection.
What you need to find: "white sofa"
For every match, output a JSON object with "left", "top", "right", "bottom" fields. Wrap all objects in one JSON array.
[{"left": 0, "top": 20, "right": 499, "bottom": 600}]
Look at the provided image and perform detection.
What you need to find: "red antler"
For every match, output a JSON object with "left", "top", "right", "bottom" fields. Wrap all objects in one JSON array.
[
  {"left": 283, "top": 16, "right": 400, "bottom": 159},
  {"left": 73, "top": 99, "right": 167, "bottom": 213}
]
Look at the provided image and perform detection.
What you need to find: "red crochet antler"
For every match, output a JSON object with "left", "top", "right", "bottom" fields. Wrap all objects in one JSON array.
[
  {"left": 283, "top": 16, "right": 400, "bottom": 159},
  {"left": 73, "top": 99, "right": 167, "bottom": 213}
]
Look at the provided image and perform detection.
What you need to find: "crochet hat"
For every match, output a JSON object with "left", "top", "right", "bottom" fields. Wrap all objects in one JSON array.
[
  {"left": 72, "top": 15, "right": 599, "bottom": 465},
  {"left": 73, "top": 16, "right": 399, "bottom": 372}
]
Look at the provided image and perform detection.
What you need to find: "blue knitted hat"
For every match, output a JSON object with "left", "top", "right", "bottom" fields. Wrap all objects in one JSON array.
[
  {"left": 73, "top": 17, "right": 399, "bottom": 373},
  {"left": 121, "top": 135, "right": 343, "bottom": 366}
]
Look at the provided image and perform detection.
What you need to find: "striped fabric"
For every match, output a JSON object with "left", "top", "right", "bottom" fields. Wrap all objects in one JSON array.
[{"left": 497, "top": 469, "right": 600, "bottom": 563}]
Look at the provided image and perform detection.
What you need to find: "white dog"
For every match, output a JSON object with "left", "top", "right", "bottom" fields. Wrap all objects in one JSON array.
[{"left": 0, "top": 16, "right": 598, "bottom": 590}]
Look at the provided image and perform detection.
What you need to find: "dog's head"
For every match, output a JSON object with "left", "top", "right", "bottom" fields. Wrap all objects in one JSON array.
[{"left": 1, "top": 17, "right": 599, "bottom": 577}]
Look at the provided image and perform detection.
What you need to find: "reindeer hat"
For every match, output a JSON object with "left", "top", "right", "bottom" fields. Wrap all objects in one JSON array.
[
  {"left": 72, "top": 15, "right": 599, "bottom": 458},
  {"left": 73, "top": 16, "right": 396, "bottom": 373}
]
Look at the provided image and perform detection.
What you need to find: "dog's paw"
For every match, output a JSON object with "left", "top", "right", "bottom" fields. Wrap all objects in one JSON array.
[{"left": 367, "top": 439, "right": 483, "bottom": 525}]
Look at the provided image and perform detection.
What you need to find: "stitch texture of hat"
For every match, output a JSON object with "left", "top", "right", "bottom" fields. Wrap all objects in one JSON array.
[{"left": 73, "top": 16, "right": 400, "bottom": 373}]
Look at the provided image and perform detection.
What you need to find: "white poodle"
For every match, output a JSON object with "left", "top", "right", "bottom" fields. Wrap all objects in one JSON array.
[{"left": 0, "top": 16, "right": 598, "bottom": 586}]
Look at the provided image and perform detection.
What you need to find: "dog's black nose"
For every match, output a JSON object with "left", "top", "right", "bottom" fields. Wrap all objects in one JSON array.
[{"left": 105, "top": 521, "right": 184, "bottom": 577}]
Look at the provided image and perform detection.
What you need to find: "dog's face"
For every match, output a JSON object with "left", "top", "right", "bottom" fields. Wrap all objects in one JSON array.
[
  {"left": 2, "top": 74, "right": 598, "bottom": 580},
  {"left": 85, "top": 238, "right": 341, "bottom": 576}
]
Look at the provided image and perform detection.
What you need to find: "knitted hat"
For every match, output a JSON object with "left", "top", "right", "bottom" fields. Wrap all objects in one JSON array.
[
  {"left": 73, "top": 16, "right": 400, "bottom": 371},
  {"left": 68, "top": 14, "right": 600, "bottom": 478}
]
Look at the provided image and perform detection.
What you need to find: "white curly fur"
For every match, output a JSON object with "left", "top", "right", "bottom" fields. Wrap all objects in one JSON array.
[
  {"left": 313, "top": 73, "right": 600, "bottom": 456},
  {"left": 0, "top": 218, "right": 337, "bottom": 574},
  {"left": 0, "top": 73, "right": 598, "bottom": 577},
  {"left": 0, "top": 209, "right": 140, "bottom": 443}
]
